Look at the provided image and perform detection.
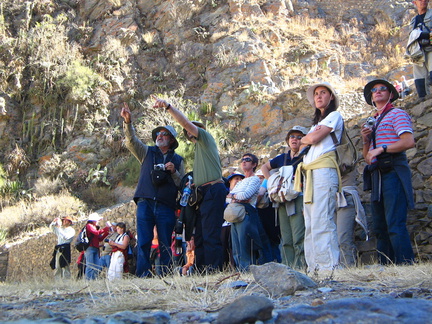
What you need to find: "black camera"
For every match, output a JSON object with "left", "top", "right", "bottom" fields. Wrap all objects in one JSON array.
[{"left": 154, "top": 163, "right": 165, "bottom": 171}]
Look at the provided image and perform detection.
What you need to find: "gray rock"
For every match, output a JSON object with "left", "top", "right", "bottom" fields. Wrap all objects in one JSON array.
[
  {"left": 216, "top": 295, "right": 274, "bottom": 324},
  {"left": 250, "top": 262, "right": 317, "bottom": 297},
  {"left": 105, "top": 310, "right": 170, "bottom": 324},
  {"left": 275, "top": 297, "right": 432, "bottom": 323}
]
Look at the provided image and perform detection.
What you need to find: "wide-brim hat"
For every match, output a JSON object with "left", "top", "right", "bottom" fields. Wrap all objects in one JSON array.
[
  {"left": 363, "top": 79, "right": 399, "bottom": 105},
  {"left": 227, "top": 172, "right": 245, "bottom": 182},
  {"left": 183, "top": 121, "right": 206, "bottom": 138},
  {"left": 88, "top": 213, "right": 103, "bottom": 222},
  {"left": 286, "top": 125, "right": 309, "bottom": 141},
  {"left": 152, "top": 125, "right": 179, "bottom": 150},
  {"left": 62, "top": 216, "right": 74, "bottom": 224},
  {"left": 306, "top": 82, "right": 340, "bottom": 109}
]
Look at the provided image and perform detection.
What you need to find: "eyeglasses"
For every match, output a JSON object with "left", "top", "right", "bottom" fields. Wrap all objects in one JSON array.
[
  {"left": 289, "top": 135, "right": 303, "bottom": 140},
  {"left": 156, "top": 131, "right": 170, "bottom": 137},
  {"left": 241, "top": 157, "right": 253, "bottom": 162},
  {"left": 371, "top": 86, "right": 388, "bottom": 93}
]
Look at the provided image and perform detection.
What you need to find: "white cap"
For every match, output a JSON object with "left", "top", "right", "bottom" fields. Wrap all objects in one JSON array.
[{"left": 88, "top": 213, "right": 103, "bottom": 222}]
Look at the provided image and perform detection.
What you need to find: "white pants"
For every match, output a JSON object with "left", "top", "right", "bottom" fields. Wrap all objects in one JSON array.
[
  {"left": 413, "top": 50, "right": 432, "bottom": 95},
  {"left": 108, "top": 251, "right": 125, "bottom": 280},
  {"left": 303, "top": 168, "right": 339, "bottom": 271}
]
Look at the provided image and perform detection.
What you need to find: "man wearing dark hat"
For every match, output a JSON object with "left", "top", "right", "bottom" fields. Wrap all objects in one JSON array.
[
  {"left": 410, "top": 0, "right": 432, "bottom": 99},
  {"left": 361, "top": 79, "right": 415, "bottom": 265},
  {"left": 152, "top": 97, "right": 227, "bottom": 273},
  {"left": 49, "top": 216, "right": 75, "bottom": 280},
  {"left": 121, "top": 102, "right": 185, "bottom": 277}
]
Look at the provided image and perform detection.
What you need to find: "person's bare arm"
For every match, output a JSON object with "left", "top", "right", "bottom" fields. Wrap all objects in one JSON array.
[
  {"left": 152, "top": 96, "right": 199, "bottom": 137},
  {"left": 300, "top": 125, "right": 332, "bottom": 146},
  {"left": 365, "top": 132, "right": 415, "bottom": 165},
  {"left": 261, "top": 162, "right": 273, "bottom": 179}
]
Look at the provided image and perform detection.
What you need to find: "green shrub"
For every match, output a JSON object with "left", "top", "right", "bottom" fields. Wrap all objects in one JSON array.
[
  {"left": 81, "top": 185, "right": 116, "bottom": 209},
  {"left": 113, "top": 156, "right": 141, "bottom": 188}
]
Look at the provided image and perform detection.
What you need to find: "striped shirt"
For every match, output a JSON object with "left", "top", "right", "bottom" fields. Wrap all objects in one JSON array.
[
  {"left": 230, "top": 175, "right": 261, "bottom": 207},
  {"left": 370, "top": 108, "right": 413, "bottom": 149}
]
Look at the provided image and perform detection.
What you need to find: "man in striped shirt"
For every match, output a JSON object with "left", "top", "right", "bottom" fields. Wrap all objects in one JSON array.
[{"left": 361, "top": 79, "right": 415, "bottom": 265}]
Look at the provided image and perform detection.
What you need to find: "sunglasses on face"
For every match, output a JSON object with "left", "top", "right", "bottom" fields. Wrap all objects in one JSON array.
[
  {"left": 289, "top": 135, "right": 303, "bottom": 140},
  {"left": 156, "top": 131, "right": 170, "bottom": 137},
  {"left": 241, "top": 157, "right": 253, "bottom": 162},
  {"left": 371, "top": 86, "right": 388, "bottom": 93}
]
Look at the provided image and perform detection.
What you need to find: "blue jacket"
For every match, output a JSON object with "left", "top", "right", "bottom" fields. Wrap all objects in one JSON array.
[{"left": 134, "top": 146, "right": 183, "bottom": 210}]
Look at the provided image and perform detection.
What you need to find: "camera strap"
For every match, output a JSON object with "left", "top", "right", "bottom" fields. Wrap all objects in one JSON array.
[{"left": 372, "top": 107, "right": 393, "bottom": 149}]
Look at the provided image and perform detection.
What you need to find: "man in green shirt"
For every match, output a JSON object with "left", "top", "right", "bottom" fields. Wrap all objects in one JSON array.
[{"left": 153, "top": 97, "right": 227, "bottom": 272}]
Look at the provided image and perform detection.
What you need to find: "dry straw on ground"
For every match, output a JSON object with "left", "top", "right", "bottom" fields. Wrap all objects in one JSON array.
[{"left": 0, "top": 263, "right": 431, "bottom": 321}]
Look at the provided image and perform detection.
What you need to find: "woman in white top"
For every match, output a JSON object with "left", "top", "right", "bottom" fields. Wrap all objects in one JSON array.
[
  {"left": 108, "top": 222, "right": 130, "bottom": 280},
  {"left": 295, "top": 82, "right": 343, "bottom": 272}
]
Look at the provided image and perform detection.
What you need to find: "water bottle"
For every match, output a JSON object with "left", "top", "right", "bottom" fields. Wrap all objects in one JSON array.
[{"left": 179, "top": 176, "right": 192, "bottom": 207}]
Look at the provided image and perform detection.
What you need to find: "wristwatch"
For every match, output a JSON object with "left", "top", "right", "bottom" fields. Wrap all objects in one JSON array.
[{"left": 382, "top": 145, "right": 387, "bottom": 153}]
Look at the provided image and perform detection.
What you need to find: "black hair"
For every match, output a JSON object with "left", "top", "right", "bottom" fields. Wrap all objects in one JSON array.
[
  {"left": 116, "top": 222, "right": 126, "bottom": 231},
  {"left": 242, "top": 153, "right": 259, "bottom": 172},
  {"left": 312, "top": 87, "right": 337, "bottom": 125}
]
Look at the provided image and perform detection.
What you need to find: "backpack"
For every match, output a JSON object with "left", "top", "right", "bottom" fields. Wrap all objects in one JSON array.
[
  {"left": 75, "top": 226, "right": 90, "bottom": 252},
  {"left": 330, "top": 124, "right": 358, "bottom": 177},
  {"left": 267, "top": 165, "right": 300, "bottom": 204}
]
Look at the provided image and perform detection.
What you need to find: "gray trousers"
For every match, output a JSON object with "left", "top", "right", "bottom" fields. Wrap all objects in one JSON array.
[{"left": 336, "top": 194, "right": 357, "bottom": 267}]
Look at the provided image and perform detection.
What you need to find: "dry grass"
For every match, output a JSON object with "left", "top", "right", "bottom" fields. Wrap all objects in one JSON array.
[
  {"left": 0, "top": 191, "right": 86, "bottom": 240},
  {"left": 0, "top": 263, "right": 430, "bottom": 320}
]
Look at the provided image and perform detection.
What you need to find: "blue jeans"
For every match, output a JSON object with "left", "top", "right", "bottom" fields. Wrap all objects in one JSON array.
[
  {"left": 231, "top": 204, "right": 263, "bottom": 271},
  {"left": 371, "top": 170, "right": 414, "bottom": 264},
  {"left": 194, "top": 182, "right": 226, "bottom": 272},
  {"left": 100, "top": 254, "right": 111, "bottom": 269},
  {"left": 85, "top": 246, "right": 101, "bottom": 280},
  {"left": 135, "top": 199, "right": 176, "bottom": 277}
]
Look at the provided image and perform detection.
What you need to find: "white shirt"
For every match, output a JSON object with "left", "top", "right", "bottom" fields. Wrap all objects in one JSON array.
[
  {"left": 304, "top": 111, "right": 343, "bottom": 164},
  {"left": 50, "top": 222, "right": 75, "bottom": 245}
]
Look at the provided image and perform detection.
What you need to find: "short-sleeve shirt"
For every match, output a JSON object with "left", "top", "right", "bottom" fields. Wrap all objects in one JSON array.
[
  {"left": 193, "top": 127, "right": 222, "bottom": 186},
  {"left": 303, "top": 111, "right": 343, "bottom": 164},
  {"left": 270, "top": 151, "right": 302, "bottom": 172},
  {"left": 370, "top": 108, "right": 413, "bottom": 149}
]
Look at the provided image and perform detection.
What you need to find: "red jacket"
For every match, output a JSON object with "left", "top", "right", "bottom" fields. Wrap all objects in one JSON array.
[{"left": 86, "top": 222, "right": 110, "bottom": 248}]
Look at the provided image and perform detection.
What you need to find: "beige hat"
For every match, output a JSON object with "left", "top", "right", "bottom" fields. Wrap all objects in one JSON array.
[
  {"left": 286, "top": 125, "right": 309, "bottom": 142},
  {"left": 62, "top": 216, "right": 74, "bottom": 224},
  {"left": 306, "top": 82, "right": 340, "bottom": 109}
]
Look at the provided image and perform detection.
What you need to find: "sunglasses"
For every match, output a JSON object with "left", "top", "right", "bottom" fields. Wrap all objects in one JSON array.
[
  {"left": 241, "top": 157, "right": 253, "bottom": 162},
  {"left": 371, "top": 86, "right": 388, "bottom": 93},
  {"left": 289, "top": 135, "right": 303, "bottom": 140},
  {"left": 156, "top": 131, "right": 170, "bottom": 137}
]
